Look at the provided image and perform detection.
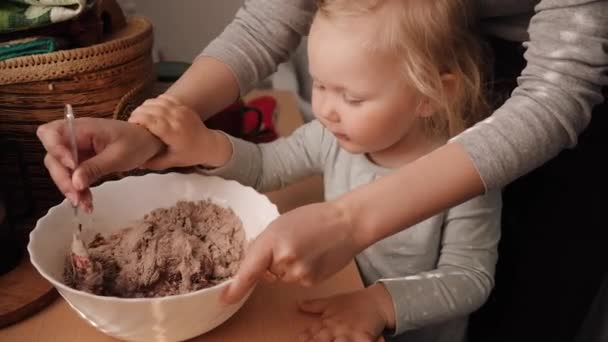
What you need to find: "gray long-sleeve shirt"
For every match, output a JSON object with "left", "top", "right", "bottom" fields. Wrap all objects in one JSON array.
[
  {"left": 201, "top": 0, "right": 608, "bottom": 191},
  {"left": 201, "top": 121, "right": 502, "bottom": 341}
]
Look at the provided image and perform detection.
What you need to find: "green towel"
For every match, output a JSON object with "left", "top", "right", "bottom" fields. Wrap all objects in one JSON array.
[
  {"left": 0, "top": 0, "right": 90, "bottom": 34},
  {"left": 0, "top": 36, "right": 58, "bottom": 61}
]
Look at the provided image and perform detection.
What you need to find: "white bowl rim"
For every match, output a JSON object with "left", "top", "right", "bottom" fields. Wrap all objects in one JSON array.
[{"left": 27, "top": 172, "right": 278, "bottom": 303}]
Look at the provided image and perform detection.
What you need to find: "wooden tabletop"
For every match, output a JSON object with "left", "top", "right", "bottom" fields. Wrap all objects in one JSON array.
[{"left": 0, "top": 90, "right": 364, "bottom": 341}]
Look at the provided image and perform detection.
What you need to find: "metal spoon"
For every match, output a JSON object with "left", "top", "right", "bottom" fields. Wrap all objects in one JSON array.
[{"left": 64, "top": 104, "right": 92, "bottom": 278}]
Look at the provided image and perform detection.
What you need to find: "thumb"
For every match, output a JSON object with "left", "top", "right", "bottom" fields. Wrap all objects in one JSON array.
[
  {"left": 222, "top": 239, "right": 273, "bottom": 305},
  {"left": 72, "top": 144, "right": 126, "bottom": 190},
  {"left": 298, "top": 297, "right": 329, "bottom": 314}
]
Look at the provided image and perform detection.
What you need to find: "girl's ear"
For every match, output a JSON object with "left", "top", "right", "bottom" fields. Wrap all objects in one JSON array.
[{"left": 416, "top": 73, "right": 458, "bottom": 118}]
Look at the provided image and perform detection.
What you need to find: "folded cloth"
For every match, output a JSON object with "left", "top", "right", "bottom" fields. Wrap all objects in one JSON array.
[
  {"left": 0, "top": 36, "right": 63, "bottom": 61},
  {"left": 0, "top": 0, "right": 91, "bottom": 33}
]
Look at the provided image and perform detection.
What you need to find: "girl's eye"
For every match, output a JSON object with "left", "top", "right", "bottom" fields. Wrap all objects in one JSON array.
[
  {"left": 313, "top": 82, "right": 326, "bottom": 91},
  {"left": 343, "top": 94, "right": 363, "bottom": 105}
]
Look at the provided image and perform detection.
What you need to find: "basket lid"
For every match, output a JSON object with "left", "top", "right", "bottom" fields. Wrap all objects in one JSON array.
[{"left": 0, "top": 16, "right": 153, "bottom": 86}]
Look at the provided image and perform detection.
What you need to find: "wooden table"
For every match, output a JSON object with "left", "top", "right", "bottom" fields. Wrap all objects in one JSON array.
[{"left": 0, "top": 90, "right": 364, "bottom": 341}]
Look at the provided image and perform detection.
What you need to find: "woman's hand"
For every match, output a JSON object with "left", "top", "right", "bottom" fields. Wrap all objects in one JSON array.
[
  {"left": 37, "top": 117, "right": 164, "bottom": 211},
  {"left": 222, "top": 201, "right": 364, "bottom": 304}
]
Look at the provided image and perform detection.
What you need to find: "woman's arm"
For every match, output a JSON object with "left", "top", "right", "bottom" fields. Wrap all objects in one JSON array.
[
  {"left": 343, "top": 143, "right": 485, "bottom": 247},
  {"left": 329, "top": 0, "right": 607, "bottom": 273},
  {"left": 453, "top": 0, "right": 608, "bottom": 190},
  {"left": 165, "top": 0, "right": 315, "bottom": 119}
]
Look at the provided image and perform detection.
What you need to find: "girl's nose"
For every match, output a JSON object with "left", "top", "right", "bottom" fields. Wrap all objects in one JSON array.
[{"left": 317, "top": 95, "right": 340, "bottom": 123}]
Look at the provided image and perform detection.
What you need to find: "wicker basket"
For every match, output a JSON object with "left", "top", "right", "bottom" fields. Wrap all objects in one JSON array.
[{"left": 0, "top": 16, "right": 155, "bottom": 231}]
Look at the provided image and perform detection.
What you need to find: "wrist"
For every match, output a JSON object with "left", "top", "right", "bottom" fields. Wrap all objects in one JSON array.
[
  {"left": 201, "top": 129, "right": 233, "bottom": 168},
  {"left": 368, "top": 283, "right": 396, "bottom": 330},
  {"left": 326, "top": 198, "right": 359, "bottom": 248},
  {"left": 331, "top": 195, "right": 369, "bottom": 252},
  {"left": 132, "top": 122, "right": 166, "bottom": 161}
]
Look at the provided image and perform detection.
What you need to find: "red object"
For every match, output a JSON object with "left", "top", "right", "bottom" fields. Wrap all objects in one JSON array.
[
  {"left": 243, "top": 96, "right": 278, "bottom": 143},
  {"left": 204, "top": 96, "right": 278, "bottom": 143}
]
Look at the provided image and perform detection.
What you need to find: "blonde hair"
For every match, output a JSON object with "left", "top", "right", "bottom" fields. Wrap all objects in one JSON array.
[{"left": 315, "top": 0, "right": 491, "bottom": 138}]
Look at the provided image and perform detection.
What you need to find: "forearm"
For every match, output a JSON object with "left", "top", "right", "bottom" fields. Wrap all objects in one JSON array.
[
  {"left": 200, "top": 0, "right": 314, "bottom": 95},
  {"left": 337, "top": 143, "right": 483, "bottom": 249},
  {"left": 454, "top": 0, "right": 608, "bottom": 190},
  {"left": 166, "top": 0, "right": 315, "bottom": 120},
  {"left": 164, "top": 57, "right": 239, "bottom": 120},
  {"left": 200, "top": 122, "right": 326, "bottom": 192}
]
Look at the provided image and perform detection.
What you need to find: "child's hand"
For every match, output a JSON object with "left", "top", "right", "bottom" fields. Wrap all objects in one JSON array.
[
  {"left": 128, "top": 94, "right": 231, "bottom": 169},
  {"left": 298, "top": 283, "right": 396, "bottom": 342}
]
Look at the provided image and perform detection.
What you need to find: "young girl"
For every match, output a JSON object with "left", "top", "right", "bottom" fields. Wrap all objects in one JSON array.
[{"left": 129, "top": 0, "right": 501, "bottom": 341}]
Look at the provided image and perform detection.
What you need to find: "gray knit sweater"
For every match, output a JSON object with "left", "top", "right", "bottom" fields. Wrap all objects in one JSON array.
[
  {"left": 201, "top": 121, "right": 502, "bottom": 341},
  {"left": 201, "top": 0, "right": 608, "bottom": 190}
]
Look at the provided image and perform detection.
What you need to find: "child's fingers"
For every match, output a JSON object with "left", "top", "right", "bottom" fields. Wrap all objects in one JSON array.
[
  {"left": 311, "top": 328, "right": 333, "bottom": 342},
  {"left": 297, "top": 330, "right": 313, "bottom": 342},
  {"left": 298, "top": 322, "right": 323, "bottom": 342},
  {"left": 134, "top": 103, "right": 190, "bottom": 132},
  {"left": 334, "top": 334, "right": 366, "bottom": 342},
  {"left": 263, "top": 270, "right": 278, "bottom": 283},
  {"left": 157, "top": 94, "right": 181, "bottom": 106},
  {"left": 141, "top": 97, "right": 172, "bottom": 110},
  {"left": 320, "top": 319, "right": 351, "bottom": 339},
  {"left": 130, "top": 102, "right": 171, "bottom": 124},
  {"left": 130, "top": 112, "right": 172, "bottom": 139},
  {"left": 128, "top": 111, "right": 157, "bottom": 130},
  {"left": 352, "top": 332, "right": 375, "bottom": 342},
  {"left": 128, "top": 107, "right": 159, "bottom": 124}
]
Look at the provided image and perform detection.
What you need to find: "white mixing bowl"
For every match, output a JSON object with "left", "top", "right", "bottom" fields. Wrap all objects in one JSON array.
[{"left": 28, "top": 173, "right": 279, "bottom": 341}]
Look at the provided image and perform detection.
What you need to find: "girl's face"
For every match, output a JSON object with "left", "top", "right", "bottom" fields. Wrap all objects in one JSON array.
[{"left": 307, "top": 12, "right": 435, "bottom": 166}]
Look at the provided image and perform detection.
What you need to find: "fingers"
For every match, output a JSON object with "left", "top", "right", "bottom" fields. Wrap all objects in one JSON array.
[
  {"left": 271, "top": 241, "right": 316, "bottom": 287},
  {"left": 351, "top": 333, "right": 374, "bottom": 342},
  {"left": 298, "top": 298, "right": 329, "bottom": 314},
  {"left": 298, "top": 321, "right": 323, "bottom": 342},
  {"left": 221, "top": 237, "right": 274, "bottom": 304},
  {"left": 131, "top": 96, "right": 179, "bottom": 119},
  {"left": 157, "top": 94, "right": 181, "bottom": 105},
  {"left": 312, "top": 328, "right": 333, "bottom": 342},
  {"left": 39, "top": 120, "right": 99, "bottom": 210},
  {"left": 129, "top": 110, "right": 173, "bottom": 139},
  {"left": 44, "top": 153, "right": 78, "bottom": 204},
  {"left": 299, "top": 322, "right": 373, "bottom": 342},
  {"left": 281, "top": 263, "right": 315, "bottom": 286},
  {"left": 43, "top": 147, "right": 93, "bottom": 213},
  {"left": 263, "top": 270, "right": 279, "bottom": 283},
  {"left": 37, "top": 121, "right": 75, "bottom": 169},
  {"left": 72, "top": 139, "right": 132, "bottom": 190}
]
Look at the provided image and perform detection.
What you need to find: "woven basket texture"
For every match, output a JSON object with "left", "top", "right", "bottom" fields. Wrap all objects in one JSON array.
[{"left": 0, "top": 16, "right": 155, "bottom": 230}]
